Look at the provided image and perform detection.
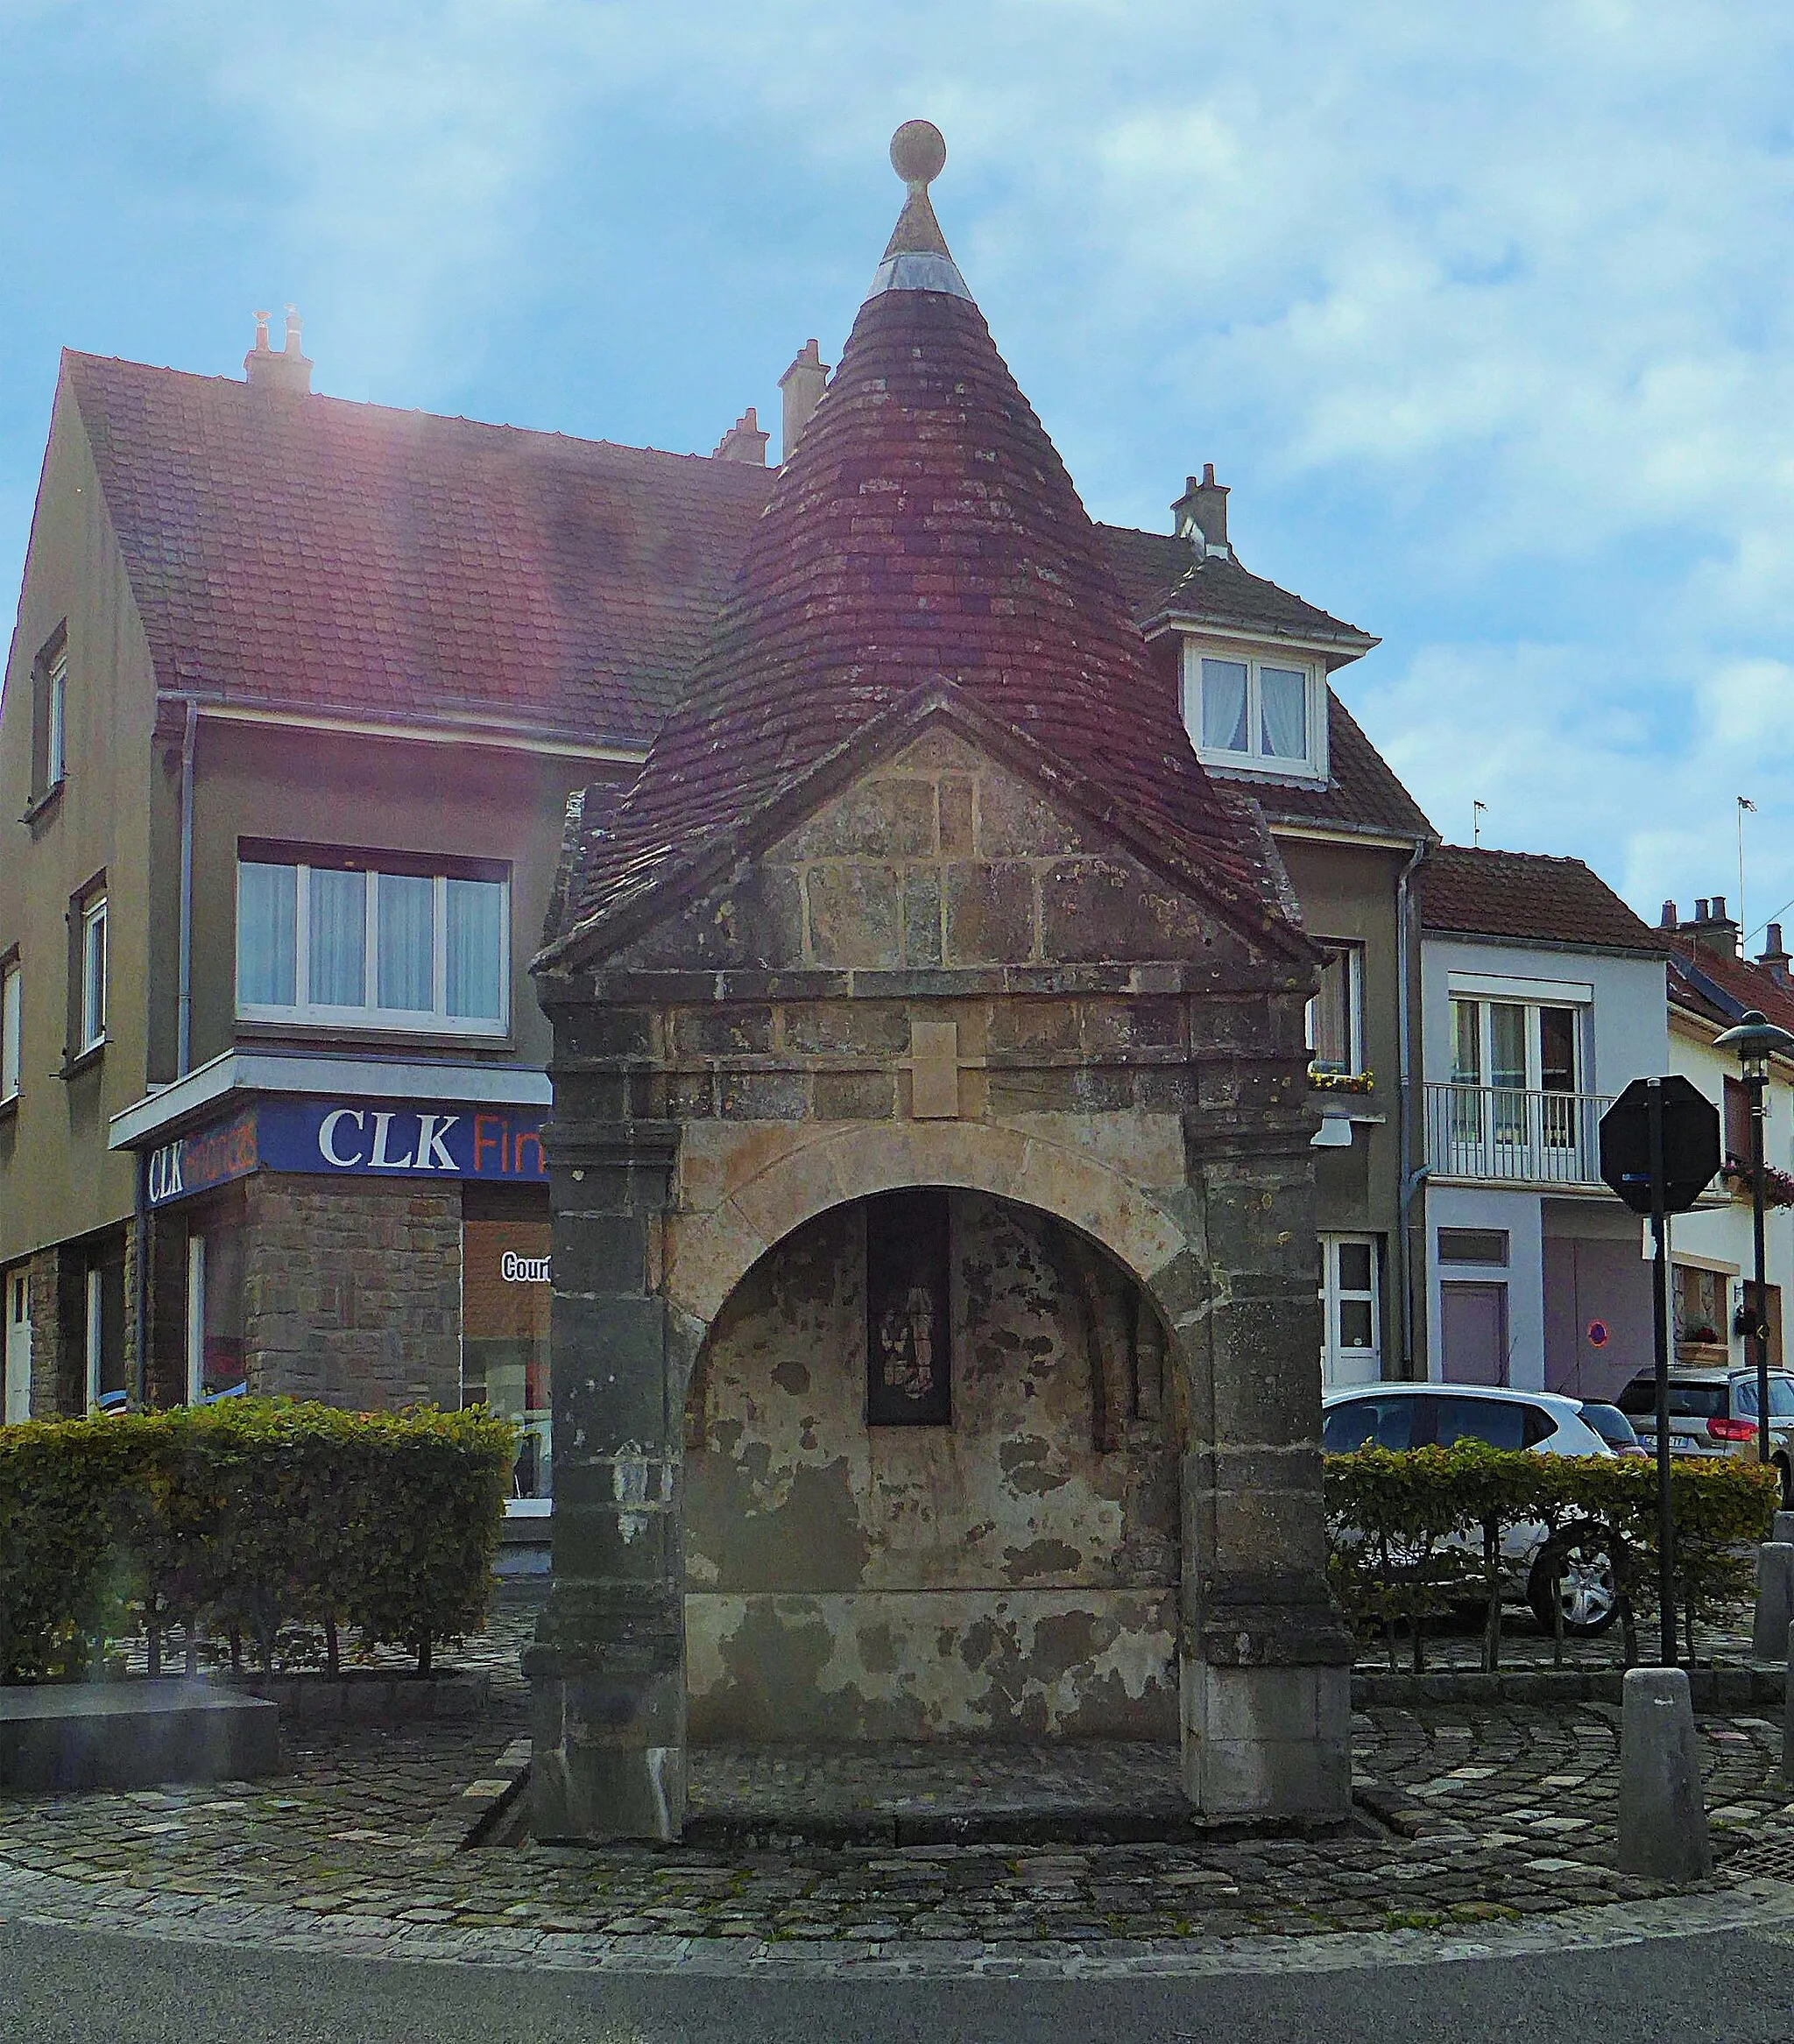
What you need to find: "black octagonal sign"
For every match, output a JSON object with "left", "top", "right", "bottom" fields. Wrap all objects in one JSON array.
[{"left": 1599, "top": 1075, "right": 1722, "bottom": 1216}]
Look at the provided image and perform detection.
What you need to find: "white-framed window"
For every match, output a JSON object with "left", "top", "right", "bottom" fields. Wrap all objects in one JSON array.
[
  {"left": 79, "top": 895, "right": 107, "bottom": 1054},
  {"left": 1321, "top": 1234, "right": 1381, "bottom": 1388},
  {"left": 1181, "top": 639, "right": 1328, "bottom": 782},
  {"left": 1448, "top": 994, "right": 1581, "bottom": 1148},
  {"left": 1, "top": 955, "right": 19, "bottom": 1103},
  {"left": 236, "top": 852, "right": 510, "bottom": 1035},
  {"left": 1307, "top": 941, "right": 1364, "bottom": 1075},
  {"left": 46, "top": 647, "right": 67, "bottom": 790}
]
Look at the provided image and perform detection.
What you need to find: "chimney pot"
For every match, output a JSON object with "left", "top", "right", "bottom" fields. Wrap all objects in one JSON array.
[
  {"left": 245, "top": 304, "right": 312, "bottom": 397},
  {"left": 777, "top": 339, "right": 830, "bottom": 463},
  {"left": 1713, "top": 894, "right": 1728, "bottom": 921},
  {"left": 714, "top": 405, "right": 770, "bottom": 466},
  {"left": 1661, "top": 899, "right": 1677, "bottom": 928},
  {"left": 1695, "top": 898, "right": 1710, "bottom": 922}
]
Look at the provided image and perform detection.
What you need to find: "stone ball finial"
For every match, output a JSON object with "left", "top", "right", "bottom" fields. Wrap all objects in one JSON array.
[{"left": 890, "top": 119, "right": 947, "bottom": 191}]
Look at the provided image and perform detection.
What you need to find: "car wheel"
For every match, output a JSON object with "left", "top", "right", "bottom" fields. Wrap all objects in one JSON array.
[{"left": 1528, "top": 1529, "right": 1621, "bottom": 1638}]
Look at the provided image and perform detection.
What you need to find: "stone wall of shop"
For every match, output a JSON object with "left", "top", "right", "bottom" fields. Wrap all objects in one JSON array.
[{"left": 243, "top": 1174, "right": 462, "bottom": 1410}]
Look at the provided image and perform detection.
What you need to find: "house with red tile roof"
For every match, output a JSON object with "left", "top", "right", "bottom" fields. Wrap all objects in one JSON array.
[
  {"left": 0, "top": 152, "right": 1432, "bottom": 1478},
  {"left": 1415, "top": 845, "right": 1671, "bottom": 1401},
  {"left": 0, "top": 123, "right": 1442, "bottom": 1830}
]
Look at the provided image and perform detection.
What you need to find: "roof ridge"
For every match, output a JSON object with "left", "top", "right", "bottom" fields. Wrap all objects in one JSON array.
[{"left": 64, "top": 349, "right": 780, "bottom": 478}]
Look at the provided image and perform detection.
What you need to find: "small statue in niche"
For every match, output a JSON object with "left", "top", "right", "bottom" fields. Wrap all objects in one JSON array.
[
  {"left": 879, "top": 1283, "right": 937, "bottom": 1401},
  {"left": 865, "top": 1188, "right": 952, "bottom": 1427}
]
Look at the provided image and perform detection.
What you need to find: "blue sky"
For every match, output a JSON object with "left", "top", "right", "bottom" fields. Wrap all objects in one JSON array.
[{"left": 4, "top": 0, "right": 1794, "bottom": 941}]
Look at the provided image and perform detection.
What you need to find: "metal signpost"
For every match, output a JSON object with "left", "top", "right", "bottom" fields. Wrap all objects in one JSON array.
[{"left": 1600, "top": 1075, "right": 1722, "bottom": 1666}]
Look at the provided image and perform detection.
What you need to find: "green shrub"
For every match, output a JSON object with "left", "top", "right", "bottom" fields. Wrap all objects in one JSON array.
[
  {"left": 1324, "top": 1444, "right": 1777, "bottom": 1670},
  {"left": 0, "top": 1399, "right": 515, "bottom": 1683}
]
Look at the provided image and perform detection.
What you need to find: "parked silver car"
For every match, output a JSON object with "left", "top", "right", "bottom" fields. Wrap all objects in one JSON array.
[
  {"left": 1321, "top": 1382, "right": 1621, "bottom": 1635},
  {"left": 1617, "top": 1368, "right": 1794, "bottom": 1505}
]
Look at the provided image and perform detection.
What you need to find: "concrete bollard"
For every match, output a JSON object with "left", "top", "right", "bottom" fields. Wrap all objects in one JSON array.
[
  {"left": 1784, "top": 1623, "right": 1794, "bottom": 1784},
  {"left": 1776, "top": 1512, "right": 1794, "bottom": 1548},
  {"left": 1754, "top": 1544, "right": 1794, "bottom": 1660},
  {"left": 1617, "top": 1667, "right": 1712, "bottom": 1885}
]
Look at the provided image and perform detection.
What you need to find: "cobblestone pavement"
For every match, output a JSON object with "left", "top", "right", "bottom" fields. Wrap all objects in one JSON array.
[{"left": 10, "top": 1589, "right": 1794, "bottom": 1975}]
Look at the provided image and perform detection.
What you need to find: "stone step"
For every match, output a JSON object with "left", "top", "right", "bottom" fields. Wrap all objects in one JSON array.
[{"left": 0, "top": 1681, "right": 281, "bottom": 1792}]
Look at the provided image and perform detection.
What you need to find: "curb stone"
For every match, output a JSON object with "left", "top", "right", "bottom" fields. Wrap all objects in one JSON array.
[
  {"left": 4, "top": 1858, "right": 1794, "bottom": 1979},
  {"left": 1352, "top": 1665, "right": 1788, "bottom": 1710}
]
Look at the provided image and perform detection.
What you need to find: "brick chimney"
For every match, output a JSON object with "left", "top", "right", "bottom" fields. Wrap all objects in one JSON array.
[
  {"left": 1171, "top": 463, "right": 1232, "bottom": 559},
  {"left": 778, "top": 339, "right": 830, "bottom": 462},
  {"left": 1760, "top": 923, "right": 1791, "bottom": 986},
  {"left": 244, "top": 305, "right": 313, "bottom": 398},
  {"left": 1675, "top": 893, "right": 1741, "bottom": 960},
  {"left": 1660, "top": 899, "right": 1678, "bottom": 928},
  {"left": 713, "top": 406, "right": 769, "bottom": 466}
]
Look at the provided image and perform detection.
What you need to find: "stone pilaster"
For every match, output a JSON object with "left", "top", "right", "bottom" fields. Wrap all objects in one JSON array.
[
  {"left": 524, "top": 1117, "right": 685, "bottom": 1843},
  {"left": 1176, "top": 1097, "right": 1353, "bottom": 1820}
]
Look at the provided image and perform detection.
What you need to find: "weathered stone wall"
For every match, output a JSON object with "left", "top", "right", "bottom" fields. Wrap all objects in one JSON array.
[
  {"left": 683, "top": 1192, "right": 1177, "bottom": 1739},
  {"left": 534, "top": 715, "right": 1348, "bottom": 1835},
  {"left": 242, "top": 1175, "right": 461, "bottom": 1409}
]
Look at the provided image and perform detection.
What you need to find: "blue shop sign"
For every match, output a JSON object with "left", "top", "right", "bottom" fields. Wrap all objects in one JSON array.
[{"left": 148, "top": 1097, "right": 547, "bottom": 1207}]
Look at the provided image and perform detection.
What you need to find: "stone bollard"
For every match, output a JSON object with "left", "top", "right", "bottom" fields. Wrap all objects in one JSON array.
[
  {"left": 1618, "top": 1667, "right": 1712, "bottom": 1884},
  {"left": 1776, "top": 1512, "right": 1794, "bottom": 1548},
  {"left": 1784, "top": 1623, "right": 1794, "bottom": 1784},
  {"left": 1754, "top": 1544, "right": 1794, "bottom": 1660}
]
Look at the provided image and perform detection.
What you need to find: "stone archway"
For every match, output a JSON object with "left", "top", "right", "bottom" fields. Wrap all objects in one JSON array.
[
  {"left": 679, "top": 1182, "right": 1181, "bottom": 1745},
  {"left": 662, "top": 1119, "right": 1197, "bottom": 1380}
]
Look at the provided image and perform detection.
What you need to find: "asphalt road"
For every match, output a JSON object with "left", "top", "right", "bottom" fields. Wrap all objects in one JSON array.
[{"left": 4, "top": 1920, "right": 1794, "bottom": 2044}]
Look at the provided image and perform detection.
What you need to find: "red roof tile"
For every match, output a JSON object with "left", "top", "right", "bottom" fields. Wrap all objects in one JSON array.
[
  {"left": 554, "top": 257, "right": 1289, "bottom": 948},
  {"left": 1667, "top": 943, "right": 1794, "bottom": 1038},
  {"left": 63, "top": 352, "right": 774, "bottom": 747},
  {"left": 1418, "top": 845, "right": 1661, "bottom": 952},
  {"left": 1097, "top": 525, "right": 1369, "bottom": 646}
]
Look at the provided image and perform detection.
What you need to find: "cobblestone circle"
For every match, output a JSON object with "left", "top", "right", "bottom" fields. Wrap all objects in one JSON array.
[{"left": 6, "top": 1590, "right": 1794, "bottom": 1977}]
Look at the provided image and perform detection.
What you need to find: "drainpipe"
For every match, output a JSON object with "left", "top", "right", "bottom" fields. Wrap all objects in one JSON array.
[
  {"left": 1394, "top": 835, "right": 1430, "bottom": 1378},
  {"left": 177, "top": 697, "right": 198, "bottom": 1078},
  {"left": 141, "top": 695, "right": 198, "bottom": 1408}
]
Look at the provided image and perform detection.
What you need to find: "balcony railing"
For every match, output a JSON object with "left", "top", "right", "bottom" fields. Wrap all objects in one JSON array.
[{"left": 1423, "top": 1082, "right": 1614, "bottom": 1188}]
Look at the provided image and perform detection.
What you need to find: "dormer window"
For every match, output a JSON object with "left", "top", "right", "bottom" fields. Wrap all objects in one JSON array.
[{"left": 1180, "top": 639, "right": 1327, "bottom": 782}]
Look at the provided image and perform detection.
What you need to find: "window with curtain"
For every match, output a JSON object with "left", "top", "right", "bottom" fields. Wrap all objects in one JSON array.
[
  {"left": 1183, "top": 645, "right": 1323, "bottom": 778},
  {"left": 1306, "top": 942, "right": 1363, "bottom": 1074},
  {"left": 237, "top": 850, "right": 509, "bottom": 1033}
]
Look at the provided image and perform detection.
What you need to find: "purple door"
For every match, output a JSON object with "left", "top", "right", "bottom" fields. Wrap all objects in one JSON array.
[{"left": 1441, "top": 1281, "right": 1508, "bottom": 1385}]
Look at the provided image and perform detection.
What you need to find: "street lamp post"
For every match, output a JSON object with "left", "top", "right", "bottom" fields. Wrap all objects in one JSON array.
[{"left": 1713, "top": 1009, "right": 1794, "bottom": 1477}]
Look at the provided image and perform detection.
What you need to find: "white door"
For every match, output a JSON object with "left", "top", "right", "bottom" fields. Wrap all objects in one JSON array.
[{"left": 4, "top": 1270, "right": 30, "bottom": 1423}]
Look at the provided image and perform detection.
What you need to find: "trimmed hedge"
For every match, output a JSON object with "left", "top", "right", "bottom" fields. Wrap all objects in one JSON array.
[
  {"left": 0, "top": 1399, "right": 516, "bottom": 1683},
  {"left": 1325, "top": 1443, "right": 1779, "bottom": 1671}
]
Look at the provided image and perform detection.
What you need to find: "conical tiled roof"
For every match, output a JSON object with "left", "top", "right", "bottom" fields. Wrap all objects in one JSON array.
[{"left": 550, "top": 126, "right": 1287, "bottom": 955}]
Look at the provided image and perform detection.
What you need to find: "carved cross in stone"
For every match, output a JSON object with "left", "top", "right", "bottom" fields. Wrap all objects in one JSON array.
[{"left": 908, "top": 1018, "right": 962, "bottom": 1120}]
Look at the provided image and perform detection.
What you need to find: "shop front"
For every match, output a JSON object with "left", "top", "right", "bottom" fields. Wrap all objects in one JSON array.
[{"left": 118, "top": 1067, "right": 552, "bottom": 1503}]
